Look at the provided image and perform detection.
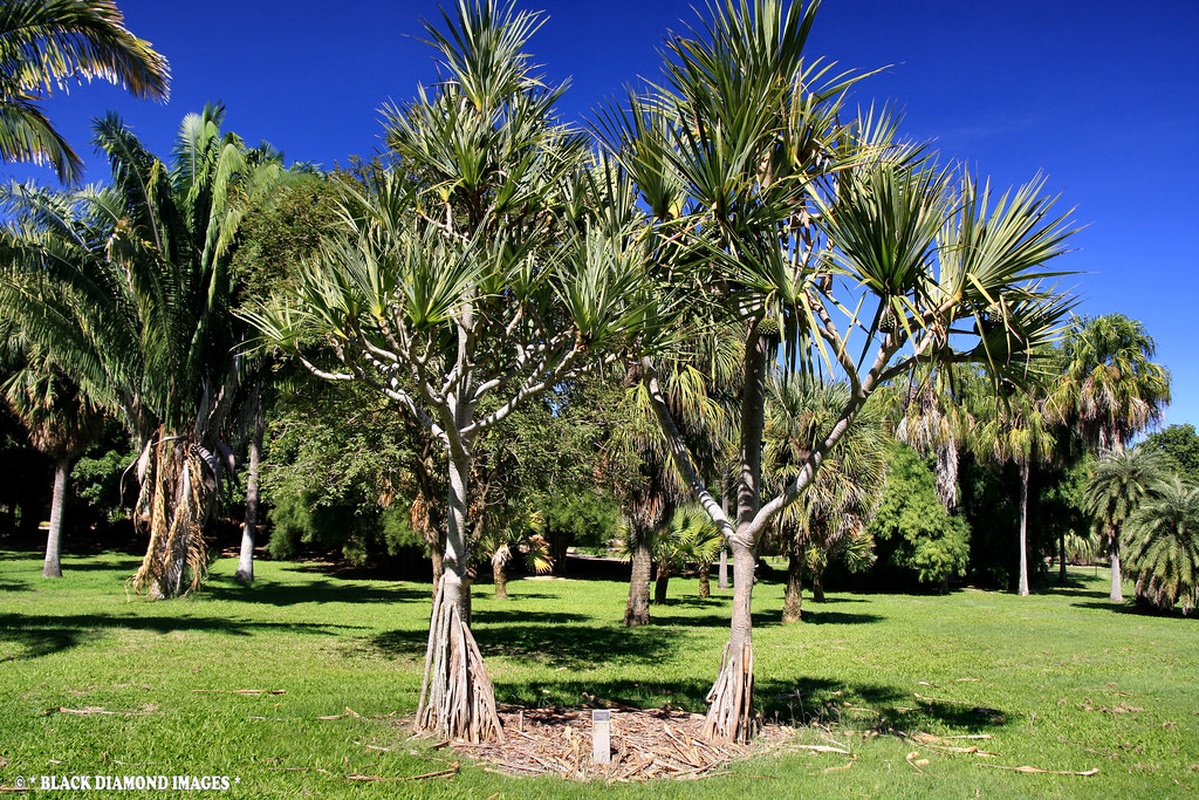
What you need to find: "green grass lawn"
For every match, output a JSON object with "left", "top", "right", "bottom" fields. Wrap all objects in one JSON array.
[{"left": 1, "top": 551, "right": 1195, "bottom": 798}]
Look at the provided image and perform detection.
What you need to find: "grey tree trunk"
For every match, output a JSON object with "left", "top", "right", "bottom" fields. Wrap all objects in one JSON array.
[
  {"left": 415, "top": 433, "right": 502, "bottom": 742},
  {"left": 235, "top": 393, "right": 264, "bottom": 584},
  {"left": 1017, "top": 460, "right": 1030, "bottom": 597},
  {"left": 624, "top": 524, "right": 652, "bottom": 626},
  {"left": 42, "top": 458, "right": 68, "bottom": 578},
  {"left": 1110, "top": 542, "right": 1123, "bottom": 603},
  {"left": 703, "top": 325, "right": 768, "bottom": 743},
  {"left": 1058, "top": 531, "right": 1067, "bottom": 583},
  {"left": 718, "top": 483, "right": 730, "bottom": 589}
]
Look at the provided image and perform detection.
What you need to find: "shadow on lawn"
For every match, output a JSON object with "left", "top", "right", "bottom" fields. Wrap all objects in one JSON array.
[
  {"left": 0, "top": 611, "right": 366, "bottom": 662},
  {"left": 371, "top": 621, "right": 688, "bottom": 670},
  {"left": 490, "top": 673, "right": 1013, "bottom": 735},
  {"left": 202, "top": 578, "right": 428, "bottom": 607},
  {"left": 649, "top": 606, "right": 884, "bottom": 628}
]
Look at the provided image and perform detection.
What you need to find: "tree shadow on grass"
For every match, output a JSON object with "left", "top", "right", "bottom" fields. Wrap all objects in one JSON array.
[
  {"left": 648, "top": 607, "right": 884, "bottom": 629},
  {"left": 485, "top": 673, "right": 1014, "bottom": 736},
  {"left": 0, "top": 611, "right": 367, "bottom": 662},
  {"left": 201, "top": 578, "right": 428, "bottom": 607},
  {"left": 370, "top": 621, "right": 687, "bottom": 671},
  {"left": 754, "top": 677, "right": 1013, "bottom": 733}
]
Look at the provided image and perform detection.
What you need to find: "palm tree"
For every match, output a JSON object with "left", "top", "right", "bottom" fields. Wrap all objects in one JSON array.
[
  {"left": 0, "top": 104, "right": 289, "bottom": 597},
  {"left": 1, "top": 354, "right": 103, "bottom": 577},
  {"left": 1053, "top": 314, "right": 1171, "bottom": 598},
  {"left": 249, "top": 1, "right": 652, "bottom": 742},
  {"left": 765, "top": 377, "right": 886, "bottom": 621},
  {"left": 600, "top": 0, "right": 1076, "bottom": 741},
  {"left": 969, "top": 372, "right": 1060, "bottom": 596},
  {"left": 650, "top": 505, "right": 723, "bottom": 604},
  {"left": 1085, "top": 448, "right": 1165, "bottom": 602},
  {"left": 892, "top": 365, "right": 973, "bottom": 511},
  {"left": 0, "top": 0, "right": 169, "bottom": 183},
  {"left": 1122, "top": 476, "right": 1199, "bottom": 615}
]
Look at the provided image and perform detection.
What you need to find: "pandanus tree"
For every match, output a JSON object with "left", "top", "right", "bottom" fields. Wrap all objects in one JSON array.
[
  {"left": 0, "top": 104, "right": 290, "bottom": 597},
  {"left": 0, "top": 0, "right": 169, "bottom": 183},
  {"left": 765, "top": 377, "right": 886, "bottom": 621},
  {"left": 248, "top": 1, "right": 654, "bottom": 742},
  {"left": 600, "top": 0, "right": 1076, "bottom": 741},
  {"left": 1050, "top": 314, "right": 1171, "bottom": 600}
]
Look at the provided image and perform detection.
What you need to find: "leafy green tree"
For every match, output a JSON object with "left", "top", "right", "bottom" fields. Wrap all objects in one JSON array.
[
  {"left": 1122, "top": 475, "right": 1199, "bottom": 615},
  {"left": 1140, "top": 424, "right": 1199, "bottom": 484},
  {"left": 868, "top": 444, "right": 970, "bottom": 586},
  {"left": 601, "top": 0, "right": 1075, "bottom": 740},
  {"left": 1085, "top": 448, "right": 1165, "bottom": 602},
  {"left": 0, "top": 0, "right": 170, "bottom": 183},
  {"left": 0, "top": 104, "right": 290, "bottom": 597},
  {"left": 250, "top": 1, "right": 650, "bottom": 742}
]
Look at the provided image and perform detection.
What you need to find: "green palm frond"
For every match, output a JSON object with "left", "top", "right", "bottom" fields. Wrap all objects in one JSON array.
[
  {"left": 1123, "top": 476, "right": 1199, "bottom": 615},
  {"left": 0, "top": 0, "right": 170, "bottom": 182}
]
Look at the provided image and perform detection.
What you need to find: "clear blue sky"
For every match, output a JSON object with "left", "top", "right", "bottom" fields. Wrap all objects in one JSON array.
[{"left": 13, "top": 0, "right": 1199, "bottom": 428}]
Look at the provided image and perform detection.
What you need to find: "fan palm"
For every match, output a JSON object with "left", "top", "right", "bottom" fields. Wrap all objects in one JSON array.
[
  {"left": 1051, "top": 314, "right": 1170, "bottom": 600},
  {"left": 765, "top": 377, "right": 887, "bottom": 621},
  {"left": 652, "top": 505, "right": 724, "bottom": 604},
  {"left": 1085, "top": 447, "right": 1166, "bottom": 602},
  {"left": 0, "top": 104, "right": 289, "bottom": 597},
  {"left": 599, "top": 0, "right": 1076, "bottom": 741},
  {"left": 1, "top": 351, "right": 103, "bottom": 577},
  {"left": 1051, "top": 315, "right": 1171, "bottom": 453},
  {"left": 0, "top": 0, "right": 169, "bottom": 183},
  {"left": 1122, "top": 476, "right": 1199, "bottom": 615}
]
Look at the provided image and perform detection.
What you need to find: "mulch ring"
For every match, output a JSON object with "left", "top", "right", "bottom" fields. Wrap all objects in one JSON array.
[{"left": 443, "top": 705, "right": 797, "bottom": 782}]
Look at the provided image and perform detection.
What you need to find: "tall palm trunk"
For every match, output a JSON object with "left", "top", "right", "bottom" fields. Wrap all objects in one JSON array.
[
  {"left": 1017, "top": 460, "right": 1030, "bottom": 596},
  {"left": 1110, "top": 538, "right": 1124, "bottom": 603},
  {"left": 704, "top": 326, "right": 767, "bottom": 743},
  {"left": 235, "top": 391, "right": 264, "bottom": 584},
  {"left": 653, "top": 560, "right": 671, "bottom": 604},
  {"left": 812, "top": 565, "right": 826, "bottom": 603},
  {"left": 624, "top": 523, "right": 653, "bottom": 626},
  {"left": 492, "top": 550, "right": 509, "bottom": 600},
  {"left": 782, "top": 534, "right": 804, "bottom": 623},
  {"left": 41, "top": 458, "right": 69, "bottom": 578}
]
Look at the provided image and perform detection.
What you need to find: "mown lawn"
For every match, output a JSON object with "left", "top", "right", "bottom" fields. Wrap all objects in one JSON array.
[{"left": 1, "top": 551, "right": 1195, "bottom": 798}]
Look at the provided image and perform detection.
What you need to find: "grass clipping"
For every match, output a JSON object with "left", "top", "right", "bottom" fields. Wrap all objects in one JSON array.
[{"left": 443, "top": 705, "right": 793, "bottom": 781}]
